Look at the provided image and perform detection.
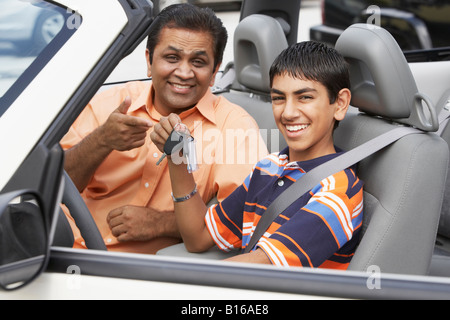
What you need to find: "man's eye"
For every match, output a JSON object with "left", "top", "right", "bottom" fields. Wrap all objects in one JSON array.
[
  {"left": 192, "top": 59, "right": 206, "bottom": 67},
  {"left": 166, "top": 55, "right": 179, "bottom": 62}
]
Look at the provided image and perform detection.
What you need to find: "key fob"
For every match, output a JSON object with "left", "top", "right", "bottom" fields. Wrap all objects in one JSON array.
[{"left": 164, "top": 129, "right": 185, "bottom": 155}]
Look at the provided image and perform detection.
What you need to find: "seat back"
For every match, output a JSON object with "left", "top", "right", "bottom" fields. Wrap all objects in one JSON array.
[
  {"left": 410, "top": 62, "right": 450, "bottom": 242},
  {"left": 437, "top": 99, "right": 450, "bottom": 239},
  {"left": 239, "top": 0, "right": 301, "bottom": 46},
  {"left": 334, "top": 24, "right": 448, "bottom": 275},
  {"left": 220, "top": 14, "right": 288, "bottom": 153}
]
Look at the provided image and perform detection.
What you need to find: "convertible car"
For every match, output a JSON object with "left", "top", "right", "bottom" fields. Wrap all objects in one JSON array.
[{"left": 1, "top": 0, "right": 450, "bottom": 301}]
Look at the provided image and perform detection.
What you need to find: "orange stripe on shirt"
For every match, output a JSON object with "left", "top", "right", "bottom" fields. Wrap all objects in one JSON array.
[
  {"left": 315, "top": 193, "right": 353, "bottom": 241},
  {"left": 244, "top": 202, "right": 267, "bottom": 211},
  {"left": 319, "top": 260, "right": 349, "bottom": 270},
  {"left": 273, "top": 232, "right": 314, "bottom": 267}
]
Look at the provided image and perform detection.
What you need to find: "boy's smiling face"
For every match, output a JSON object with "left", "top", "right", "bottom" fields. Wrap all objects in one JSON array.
[{"left": 271, "top": 73, "right": 350, "bottom": 162}]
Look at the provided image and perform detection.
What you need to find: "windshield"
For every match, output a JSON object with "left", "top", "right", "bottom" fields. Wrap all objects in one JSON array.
[{"left": 0, "top": 0, "right": 80, "bottom": 117}]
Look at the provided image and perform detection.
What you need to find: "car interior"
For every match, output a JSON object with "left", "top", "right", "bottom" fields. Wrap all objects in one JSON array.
[
  {"left": 52, "top": 0, "right": 450, "bottom": 279},
  {"left": 159, "top": 9, "right": 450, "bottom": 277}
]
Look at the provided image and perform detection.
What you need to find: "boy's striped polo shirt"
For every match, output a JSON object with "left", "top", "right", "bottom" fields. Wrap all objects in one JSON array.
[{"left": 205, "top": 148, "right": 364, "bottom": 269}]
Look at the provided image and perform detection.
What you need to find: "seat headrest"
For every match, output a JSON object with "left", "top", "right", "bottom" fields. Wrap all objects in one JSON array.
[
  {"left": 233, "top": 14, "right": 288, "bottom": 93},
  {"left": 335, "top": 24, "right": 438, "bottom": 132}
]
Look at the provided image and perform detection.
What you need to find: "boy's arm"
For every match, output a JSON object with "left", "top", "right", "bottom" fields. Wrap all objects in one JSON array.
[
  {"left": 167, "top": 159, "right": 215, "bottom": 252},
  {"left": 151, "top": 114, "right": 215, "bottom": 252},
  {"left": 170, "top": 158, "right": 271, "bottom": 264},
  {"left": 225, "top": 249, "right": 271, "bottom": 264},
  {"left": 170, "top": 161, "right": 271, "bottom": 263}
]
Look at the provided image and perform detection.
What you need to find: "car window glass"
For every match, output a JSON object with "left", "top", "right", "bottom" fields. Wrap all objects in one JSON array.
[{"left": 0, "top": 0, "right": 80, "bottom": 117}]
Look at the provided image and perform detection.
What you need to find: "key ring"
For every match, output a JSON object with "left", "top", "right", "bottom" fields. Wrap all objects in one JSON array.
[{"left": 174, "top": 122, "right": 189, "bottom": 135}]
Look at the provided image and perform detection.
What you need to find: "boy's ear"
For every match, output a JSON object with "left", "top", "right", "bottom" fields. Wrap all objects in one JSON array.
[{"left": 334, "top": 88, "right": 351, "bottom": 121}]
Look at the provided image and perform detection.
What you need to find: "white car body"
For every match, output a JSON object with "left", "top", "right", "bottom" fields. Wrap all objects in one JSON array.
[{"left": 2, "top": 0, "right": 450, "bottom": 303}]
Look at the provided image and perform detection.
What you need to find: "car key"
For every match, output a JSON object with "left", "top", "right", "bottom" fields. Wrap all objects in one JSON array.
[
  {"left": 156, "top": 129, "right": 185, "bottom": 165},
  {"left": 184, "top": 135, "right": 199, "bottom": 173}
]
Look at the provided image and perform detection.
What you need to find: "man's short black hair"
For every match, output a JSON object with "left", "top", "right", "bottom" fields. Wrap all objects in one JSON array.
[
  {"left": 146, "top": 3, "right": 228, "bottom": 72},
  {"left": 270, "top": 41, "right": 350, "bottom": 104}
]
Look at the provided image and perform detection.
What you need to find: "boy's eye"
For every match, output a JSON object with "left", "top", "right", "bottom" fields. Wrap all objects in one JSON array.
[
  {"left": 271, "top": 96, "right": 285, "bottom": 102},
  {"left": 299, "top": 95, "right": 313, "bottom": 100}
]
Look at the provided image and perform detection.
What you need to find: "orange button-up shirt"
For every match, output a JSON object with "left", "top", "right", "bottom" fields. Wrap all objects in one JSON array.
[{"left": 61, "top": 81, "right": 268, "bottom": 254}]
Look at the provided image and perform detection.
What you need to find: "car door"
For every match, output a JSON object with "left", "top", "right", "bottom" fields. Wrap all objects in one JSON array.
[{"left": 0, "top": 0, "right": 154, "bottom": 289}]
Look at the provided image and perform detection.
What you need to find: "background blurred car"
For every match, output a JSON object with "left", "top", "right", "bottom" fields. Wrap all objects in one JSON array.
[
  {"left": 0, "top": 0, "right": 65, "bottom": 55},
  {"left": 310, "top": 0, "right": 450, "bottom": 52}
]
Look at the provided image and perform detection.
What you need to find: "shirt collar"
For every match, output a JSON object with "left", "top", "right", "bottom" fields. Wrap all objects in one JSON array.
[
  {"left": 278, "top": 147, "right": 346, "bottom": 172},
  {"left": 128, "top": 81, "right": 151, "bottom": 113},
  {"left": 189, "top": 88, "right": 217, "bottom": 124},
  {"left": 128, "top": 82, "right": 217, "bottom": 125}
]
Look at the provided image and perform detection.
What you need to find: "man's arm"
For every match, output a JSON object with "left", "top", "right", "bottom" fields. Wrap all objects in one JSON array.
[
  {"left": 64, "top": 97, "right": 153, "bottom": 191},
  {"left": 64, "top": 126, "right": 114, "bottom": 193},
  {"left": 107, "top": 205, "right": 180, "bottom": 242}
]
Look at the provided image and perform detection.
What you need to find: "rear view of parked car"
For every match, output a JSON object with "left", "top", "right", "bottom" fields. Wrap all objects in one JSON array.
[
  {"left": 310, "top": 0, "right": 450, "bottom": 52},
  {"left": 0, "top": 0, "right": 65, "bottom": 55}
]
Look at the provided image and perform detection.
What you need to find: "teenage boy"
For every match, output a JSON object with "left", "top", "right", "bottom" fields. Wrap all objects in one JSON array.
[
  {"left": 61, "top": 4, "right": 267, "bottom": 254},
  {"left": 151, "top": 41, "right": 363, "bottom": 268}
]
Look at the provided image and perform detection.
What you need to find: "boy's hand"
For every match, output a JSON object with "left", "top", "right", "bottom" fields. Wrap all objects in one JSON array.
[{"left": 150, "top": 113, "right": 185, "bottom": 153}]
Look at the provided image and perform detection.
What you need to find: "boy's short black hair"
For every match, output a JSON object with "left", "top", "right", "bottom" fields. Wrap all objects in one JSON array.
[
  {"left": 269, "top": 41, "right": 350, "bottom": 104},
  {"left": 146, "top": 3, "right": 228, "bottom": 72}
]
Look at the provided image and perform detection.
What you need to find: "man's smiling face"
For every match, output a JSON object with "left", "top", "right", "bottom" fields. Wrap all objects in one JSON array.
[{"left": 146, "top": 27, "right": 219, "bottom": 116}]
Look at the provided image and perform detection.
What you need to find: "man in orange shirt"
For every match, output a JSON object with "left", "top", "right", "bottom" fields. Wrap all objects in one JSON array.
[{"left": 61, "top": 4, "right": 267, "bottom": 254}]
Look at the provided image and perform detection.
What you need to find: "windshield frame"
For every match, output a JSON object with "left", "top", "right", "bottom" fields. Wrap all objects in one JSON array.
[{"left": 0, "top": 1, "right": 79, "bottom": 118}]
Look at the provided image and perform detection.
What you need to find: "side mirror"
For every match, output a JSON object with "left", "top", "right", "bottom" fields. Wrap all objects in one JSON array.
[{"left": 0, "top": 190, "right": 48, "bottom": 290}]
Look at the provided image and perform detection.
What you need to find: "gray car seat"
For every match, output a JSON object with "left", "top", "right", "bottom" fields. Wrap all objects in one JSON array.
[
  {"left": 160, "top": 22, "right": 449, "bottom": 276},
  {"left": 334, "top": 24, "right": 448, "bottom": 275},
  {"left": 220, "top": 14, "right": 288, "bottom": 153},
  {"left": 415, "top": 64, "right": 450, "bottom": 275},
  {"left": 239, "top": 0, "right": 301, "bottom": 46},
  {"left": 436, "top": 94, "right": 450, "bottom": 243}
]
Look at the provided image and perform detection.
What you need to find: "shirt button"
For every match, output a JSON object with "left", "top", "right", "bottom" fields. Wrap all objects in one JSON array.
[
  {"left": 144, "top": 182, "right": 149, "bottom": 188},
  {"left": 153, "top": 152, "right": 159, "bottom": 158},
  {"left": 278, "top": 180, "right": 284, "bottom": 187}
]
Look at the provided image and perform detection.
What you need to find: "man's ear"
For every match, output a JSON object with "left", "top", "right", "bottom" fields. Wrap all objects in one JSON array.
[
  {"left": 209, "top": 63, "right": 222, "bottom": 87},
  {"left": 334, "top": 88, "right": 351, "bottom": 121},
  {"left": 145, "top": 48, "right": 152, "bottom": 78}
]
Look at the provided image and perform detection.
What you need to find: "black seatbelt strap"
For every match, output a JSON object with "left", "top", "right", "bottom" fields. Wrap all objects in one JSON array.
[{"left": 244, "top": 125, "right": 423, "bottom": 254}]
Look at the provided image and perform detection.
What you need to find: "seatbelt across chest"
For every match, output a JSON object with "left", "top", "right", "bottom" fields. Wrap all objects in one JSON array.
[{"left": 244, "top": 125, "right": 424, "bottom": 254}]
